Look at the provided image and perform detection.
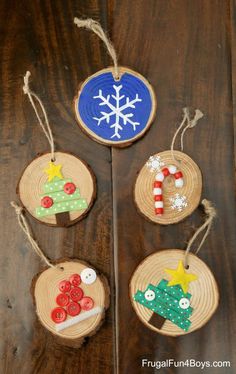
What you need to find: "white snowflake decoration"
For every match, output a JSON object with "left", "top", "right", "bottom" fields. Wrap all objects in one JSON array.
[
  {"left": 146, "top": 155, "right": 165, "bottom": 172},
  {"left": 170, "top": 194, "right": 188, "bottom": 212},
  {"left": 93, "top": 84, "right": 142, "bottom": 139}
]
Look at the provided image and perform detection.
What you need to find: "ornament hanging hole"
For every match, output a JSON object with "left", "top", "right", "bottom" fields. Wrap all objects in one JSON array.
[{"left": 185, "top": 264, "right": 189, "bottom": 270}]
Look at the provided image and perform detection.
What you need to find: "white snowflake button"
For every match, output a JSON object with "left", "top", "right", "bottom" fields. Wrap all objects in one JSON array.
[
  {"left": 144, "top": 289, "right": 155, "bottom": 301},
  {"left": 146, "top": 155, "right": 165, "bottom": 173},
  {"left": 170, "top": 194, "right": 188, "bottom": 212},
  {"left": 179, "top": 298, "right": 190, "bottom": 309},
  {"left": 81, "top": 268, "right": 97, "bottom": 285}
]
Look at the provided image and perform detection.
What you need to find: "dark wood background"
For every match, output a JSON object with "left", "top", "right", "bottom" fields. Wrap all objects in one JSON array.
[{"left": 0, "top": 0, "right": 235, "bottom": 373}]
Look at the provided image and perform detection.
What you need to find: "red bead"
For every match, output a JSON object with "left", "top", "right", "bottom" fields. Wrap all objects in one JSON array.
[
  {"left": 154, "top": 195, "right": 163, "bottom": 201},
  {"left": 80, "top": 297, "right": 94, "bottom": 311},
  {"left": 69, "top": 274, "right": 81, "bottom": 287},
  {"left": 70, "top": 287, "right": 84, "bottom": 302},
  {"left": 51, "top": 307, "right": 67, "bottom": 323},
  {"left": 154, "top": 181, "right": 162, "bottom": 188},
  {"left": 56, "top": 293, "right": 69, "bottom": 307},
  {"left": 174, "top": 171, "right": 183, "bottom": 179},
  {"left": 155, "top": 208, "right": 163, "bottom": 215},
  {"left": 64, "top": 182, "right": 76, "bottom": 195},
  {"left": 66, "top": 302, "right": 81, "bottom": 316},
  {"left": 41, "top": 196, "right": 53, "bottom": 208},
  {"left": 162, "top": 167, "right": 170, "bottom": 176},
  {"left": 59, "top": 280, "right": 71, "bottom": 293}
]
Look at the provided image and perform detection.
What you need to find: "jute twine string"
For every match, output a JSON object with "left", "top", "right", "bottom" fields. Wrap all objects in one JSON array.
[
  {"left": 23, "top": 71, "right": 55, "bottom": 161},
  {"left": 74, "top": 17, "right": 119, "bottom": 80},
  {"left": 184, "top": 199, "right": 216, "bottom": 267},
  {"left": 171, "top": 108, "right": 204, "bottom": 163},
  {"left": 11, "top": 202, "right": 57, "bottom": 269}
]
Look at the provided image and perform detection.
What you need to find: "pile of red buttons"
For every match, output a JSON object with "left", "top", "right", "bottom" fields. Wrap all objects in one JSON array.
[
  {"left": 41, "top": 182, "right": 77, "bottom": 208},
  {"left": 51, "top": 273, "right": 94, "bottom": 324}
]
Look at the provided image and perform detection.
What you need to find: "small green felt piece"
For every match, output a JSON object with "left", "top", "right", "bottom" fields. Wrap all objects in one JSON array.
[
  {"left": 157, "top": 279, "right": 191, "bottom": 300},
  {"left": 148, "top": 284, "right": 193, "bottom": 318},
  {"left": 40, "top": 189, "right": 81, "bottom": 203},
  {"left": 36, "top": 198, "right": 88, "bottom": 217},
  {"left": 43, "top": 178, "right": 73, "bottom": 194},
  {"left": 133, "top": 279, "right": 193, "bottom": 332}
]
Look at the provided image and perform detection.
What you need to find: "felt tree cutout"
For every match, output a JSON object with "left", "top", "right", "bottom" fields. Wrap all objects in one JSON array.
[
  {"left": 36, "top": 162, "right": 88, "bottom": 225},
  {"left": 133, "top": 260, "right": 197, "bottom": 332}
]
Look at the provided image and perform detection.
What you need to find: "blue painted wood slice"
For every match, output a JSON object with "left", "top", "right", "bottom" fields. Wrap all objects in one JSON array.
[{"left": 74, "top": 67, "right": 156, "bottom": 146}]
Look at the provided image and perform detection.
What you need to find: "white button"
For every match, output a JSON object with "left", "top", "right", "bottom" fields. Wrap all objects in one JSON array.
[
  {"left": 81, "top": 268, "right": 97, "bottom": 285},
  {"left": 179, "top": 297, "right": 190, "bottom": 309},
  {"left": 144, "top": 290, "right": 155, "bottom": 301}
]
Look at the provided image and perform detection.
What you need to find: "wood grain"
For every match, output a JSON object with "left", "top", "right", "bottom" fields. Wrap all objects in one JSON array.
[
  {"left": 112, "top": 0, "right": 236, "bottom": 373},
  {"left": 32, "top": 259, "right": 109, "bottom": 347},
  {"left": 130, "top": 250, "right": 219, "bottom": 337},
  {"left": 0, "top": 1, "right": 114, "bottom": 373},
  {"left": 0, "top": 0, "right": 236, "bottom": 373},
  {"left": 134, "top": 150, "right": 202, "bottom": 225}
]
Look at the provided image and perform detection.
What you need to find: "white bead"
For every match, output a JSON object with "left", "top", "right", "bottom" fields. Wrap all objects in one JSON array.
[
  {"left": 175, "top": 178, "right": 184, "bottom": 188},
  {"left": 153, "top": 188, "right": 162, "bottom": 195},
  {"left": 155, "top": 201, "right": 163, "bottom": 208},
  {"left": 144, "top": 290, "right": 155, "bottom": 301},
  {"left": 179, "top": 298, "right": 190, "bottom": 309},
  {"left": 168, "top": 165, "right": 177, "bottom": 174},
  {"left": 81, "top": 268, "right": 97, "bottom": 285},
  {"left": 155, "top": 172, "right": 164, "bottom": 182}
]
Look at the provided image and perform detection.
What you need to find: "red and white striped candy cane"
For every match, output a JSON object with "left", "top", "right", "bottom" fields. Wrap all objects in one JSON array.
[{"left": 153, "top": 165, "right": 184, "bottom": 215}]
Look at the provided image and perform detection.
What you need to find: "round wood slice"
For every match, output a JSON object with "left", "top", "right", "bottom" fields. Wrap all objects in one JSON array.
[
  {"left": 130, "top": 249, "right": 219, "bottom": 336},
  {"left": 31, "top": 259, "right": 110, "bottom": 347},
  {"left": 74, "top": 66, "right": 156, "bottom": 147},
  {"left": 134, "top": 150, "right": 202, "bottom": 224},
  {"left": 17, "top": 152, "right": 96, "bottom": 227}
]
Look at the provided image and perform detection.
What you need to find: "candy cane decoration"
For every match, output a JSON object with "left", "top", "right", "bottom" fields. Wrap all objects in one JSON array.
[{"left": 153, "top": 165, "right": 184, "bottom": 215}]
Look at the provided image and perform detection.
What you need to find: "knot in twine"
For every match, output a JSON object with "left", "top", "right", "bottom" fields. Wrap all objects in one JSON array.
[
  {"left": 184, "top": 199, "right": 216, "bottom": 268},
  {"left": 171, "top": 107, "right": 204, "bottom": 163},
  {"left": 74, "top": 17, "right": 119, "bottom": 80},
  {"left": 11, "top": 201, "right": 57, "bottom": 269},
  {"left": 23, "top": 71, "right": 55, "bottom": 161}
]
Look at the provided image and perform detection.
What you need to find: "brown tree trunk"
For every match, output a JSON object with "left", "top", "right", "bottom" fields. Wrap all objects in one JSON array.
[
  {"left": 56, "top": 212, "right": 70, "bottom": 226},
  {"left": 148, "top": 313, "right": 166, "bottom": 329}
]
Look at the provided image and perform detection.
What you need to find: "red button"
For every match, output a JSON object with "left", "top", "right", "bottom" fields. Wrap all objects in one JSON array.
[
  {"left": 70, "top": 287, "right": 84, "bottom": 301},
  {"left": 59, "top": 280, "right": 71, "bottom": 293},
  {"left": 162, "top": 167, "right": 170, "bottom": 176},
  {"left": 51, "top": 307, "right": 67, "bottom": 323},
  {"left": 64, "top": 182, "right": 76, "bottom": 195},
  {"left": 56, "top": 293, "right": 69, "bottom": 307},
  {"left": 80, "top": 297, "right": 94, "bottom": 311},
  {"left": 41, "top": 196, "right": 53, "bottom": 208},
  {"left": 174, "top": 171, "right": 183, "bottom": 179},
  {"left": 69, "top": 274, "right": 81, "bottom": 287},
  {"left": 154, "top": 195, "right": 162, "bottom": 201},
  {"left": 66, "top": 302, "right": 81, "bottom": 316}
]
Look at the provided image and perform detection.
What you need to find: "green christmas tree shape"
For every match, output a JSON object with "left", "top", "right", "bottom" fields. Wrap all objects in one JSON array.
[
  {"left": 134, "top": 279, "right": 193, "bottom": 331},
  {"left": 36, "top": 163, "right": 88, "bottom": 225}
]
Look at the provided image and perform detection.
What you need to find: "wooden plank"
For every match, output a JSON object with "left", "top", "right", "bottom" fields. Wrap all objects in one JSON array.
[
  {"left": 112, "top": 0, "right": 236, "bottom": 372},
  {"left": 0, "top": 1, "right": 114, "bottom": 373}
]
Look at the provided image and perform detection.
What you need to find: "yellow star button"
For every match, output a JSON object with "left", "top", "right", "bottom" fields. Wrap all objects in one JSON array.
[
  {"left": 44, "top": 162, "right": 63, "bottom": 182},
  {"left": 165, "top": 260, "right": 197, "bottom": 293}
]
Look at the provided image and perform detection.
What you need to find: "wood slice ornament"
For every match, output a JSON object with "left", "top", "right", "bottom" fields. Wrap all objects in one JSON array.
[
  {"left": 19, "top": 72, "right": 95, "bottom": 227},
  {"left": 134, "top": 108, "right": 204, "bottom": 224},
  {"left": 73, "top": 18, "right": 156, "bottom": 147},
  {"left": 11, "top": 203, "right": 109, "bottom": 348},
  {"left": 130, "top": 200, "right": 219, "bottom": 336},
  {"left": 33, "top": 259, "right": 109, "bottom": 348},
  {"left": 18, "top": 152, "right": 96, "bottom": 227}
]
